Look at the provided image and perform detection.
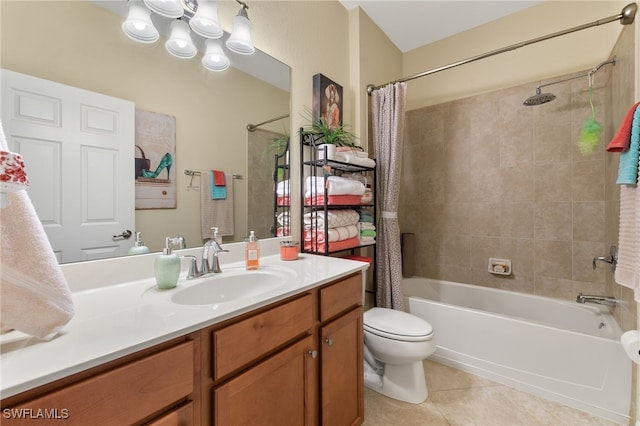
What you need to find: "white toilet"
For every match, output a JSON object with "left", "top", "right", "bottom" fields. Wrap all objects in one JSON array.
[{"left": 363, "top": 307, "right": 436, "bottom": 404}]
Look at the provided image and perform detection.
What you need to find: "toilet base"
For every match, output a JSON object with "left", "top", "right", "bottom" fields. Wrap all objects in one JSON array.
[{"left": 364, "top": 360, "right": 428, "bottom": 404}]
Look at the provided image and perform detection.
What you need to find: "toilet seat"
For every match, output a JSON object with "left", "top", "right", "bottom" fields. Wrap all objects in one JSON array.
[{"left": 364, "top": 308, "right": 433, "bottom": 342}]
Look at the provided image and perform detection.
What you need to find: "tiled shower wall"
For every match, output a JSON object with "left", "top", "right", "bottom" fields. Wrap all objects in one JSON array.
[{"left": 400, "top": 28, "right": 635, "bottom": 330}]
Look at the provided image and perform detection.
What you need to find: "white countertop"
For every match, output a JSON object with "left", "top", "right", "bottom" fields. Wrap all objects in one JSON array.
[{"left": 0, "top": 247, "right": 368, "bottom": 399}]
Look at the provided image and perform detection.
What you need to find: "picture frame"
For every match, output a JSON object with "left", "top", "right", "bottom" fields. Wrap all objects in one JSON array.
[
  {"left": 313, "top": 73, "right": 343, "bottom": 129},
  {"left": 134, "top": 109, "right": 177, "bottom": 209}
]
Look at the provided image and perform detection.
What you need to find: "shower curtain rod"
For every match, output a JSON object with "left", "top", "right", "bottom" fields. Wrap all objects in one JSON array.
[
  {"left": 246, "top": 114, "right": 290, "bottom": 132},
  {"left": 366, "top": 2, "right": 637, "bottom": 94}
]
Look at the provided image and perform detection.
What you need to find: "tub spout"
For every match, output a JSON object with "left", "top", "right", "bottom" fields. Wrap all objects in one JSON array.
[{"left": 576, "top": 293, "right": 617, "bottom": 307}]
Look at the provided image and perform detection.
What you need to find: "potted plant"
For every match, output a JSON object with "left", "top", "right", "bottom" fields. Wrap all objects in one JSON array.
[{"left": 301, "top": 108, "right": 358, "bottom": 160}]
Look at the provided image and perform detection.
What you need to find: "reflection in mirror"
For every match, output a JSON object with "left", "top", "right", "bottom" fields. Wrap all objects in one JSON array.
[{"left": 0, "top": 0, "right": 290, "bottom": 263}]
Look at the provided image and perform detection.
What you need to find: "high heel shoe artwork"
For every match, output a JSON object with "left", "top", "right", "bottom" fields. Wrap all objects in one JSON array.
[{"left": 141, "top": 152, "right": 172, "bottom": 180}]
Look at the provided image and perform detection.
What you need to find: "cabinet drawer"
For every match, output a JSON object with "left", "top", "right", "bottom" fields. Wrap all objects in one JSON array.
[
  {"left": 6, "top": 341, "right": 194, "bottom": 426},
  {"left": 146, "top": 401, "right": 193, "bottom": 426},
  {"left": 212, "top": 294, "right": 314, "bottom": 380},
  {"left": 319, "top": 274, "right": 362, "bottom": 322}
]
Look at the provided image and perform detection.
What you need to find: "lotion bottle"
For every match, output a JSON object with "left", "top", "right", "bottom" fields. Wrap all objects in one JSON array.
[
  {"left": 128, "top": 231, "right": 150, "bottom": 255},
  {"left": 245, "top": 231, "right": 260, "bottom": 270},
  {"left": 155, "top": 237, "right": 181, "bottom": 289}
]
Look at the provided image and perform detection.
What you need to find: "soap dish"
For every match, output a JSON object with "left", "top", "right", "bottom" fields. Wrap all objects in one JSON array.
[{"left": 488, "top": 258, "right": 511, "bottom": 276}]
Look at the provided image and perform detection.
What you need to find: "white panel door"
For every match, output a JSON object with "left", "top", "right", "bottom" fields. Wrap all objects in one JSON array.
[{"left": 1, "top": 69, "right": 135, "bottom": 263}]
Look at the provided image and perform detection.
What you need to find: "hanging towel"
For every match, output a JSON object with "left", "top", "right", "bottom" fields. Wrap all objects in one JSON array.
[
  {"left": 210, "top": 170, "right": 227, "bottom": 200},
  {"left": 616, "top": 106, "right": 640, "bottom": 184},
  {"left": 201, "top": 172, "right": 234, "bottom": 238},
  {"left": 0, "top": 123, "right": 74, "bottom": 340},
  {"left": 607, "top": 101, "right": 640, "bottom": 152},
  {"left": 615, "top": 182, "right": 640, "bottom": 302}
]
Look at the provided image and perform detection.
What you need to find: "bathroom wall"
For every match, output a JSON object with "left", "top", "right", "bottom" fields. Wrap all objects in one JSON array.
[{"left": 400, "top": 63, "right": 614, "bottom": 299}]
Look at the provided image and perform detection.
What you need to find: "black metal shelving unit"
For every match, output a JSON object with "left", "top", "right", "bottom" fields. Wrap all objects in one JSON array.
[{"left": 299, "top": 128, "right": 377, "bottom": 256}]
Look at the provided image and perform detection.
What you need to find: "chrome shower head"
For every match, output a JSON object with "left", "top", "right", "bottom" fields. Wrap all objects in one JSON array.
[{"left": 523, "top": 88, "right": 556, "bottom": 106}]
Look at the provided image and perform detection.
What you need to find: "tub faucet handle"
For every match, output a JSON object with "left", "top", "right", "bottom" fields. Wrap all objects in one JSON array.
[{"left": 592, "top": 245, "right": 617, "bottom": 272}]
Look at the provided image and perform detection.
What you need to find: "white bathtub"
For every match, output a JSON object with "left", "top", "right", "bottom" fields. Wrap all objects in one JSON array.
[{"left": 403, "top": 277, "right": 632, "bottom": 424}]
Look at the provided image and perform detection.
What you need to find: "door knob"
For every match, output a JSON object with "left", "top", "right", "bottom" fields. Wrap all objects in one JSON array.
[{"left": 112, "top": 230, "right": 133, "bottom": 241}]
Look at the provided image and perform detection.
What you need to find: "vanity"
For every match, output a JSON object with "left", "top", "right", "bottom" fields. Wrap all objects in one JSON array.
[{"left": 0, "top": 239, "right": 367, "bottom": 425}]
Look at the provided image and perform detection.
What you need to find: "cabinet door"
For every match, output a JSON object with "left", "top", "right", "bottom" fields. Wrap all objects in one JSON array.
[
  {"left": 320, "top": 307, "right": 364, "bottom": 426},
  {"left": 213, "top": 336, "right": 317, "bottom": 426}
]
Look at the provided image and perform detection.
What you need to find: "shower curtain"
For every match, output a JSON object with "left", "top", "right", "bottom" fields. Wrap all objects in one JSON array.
[{"left": 371, "top": 82, "right": 406, "bottom": 310}]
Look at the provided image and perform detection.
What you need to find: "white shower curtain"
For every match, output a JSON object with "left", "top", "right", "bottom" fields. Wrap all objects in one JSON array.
[{"left": 371, "top": 82, "right": 406, "bottom": 310}]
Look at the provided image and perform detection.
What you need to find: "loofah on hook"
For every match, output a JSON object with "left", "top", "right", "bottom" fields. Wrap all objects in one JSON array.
[{"left": 578, "top": 117, "right": 603, "bottom": 155}]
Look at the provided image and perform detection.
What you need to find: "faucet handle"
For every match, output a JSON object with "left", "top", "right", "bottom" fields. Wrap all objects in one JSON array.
[
  {"left": 183, "top": 255, "right": 199, "bottom": 279},
  {"left": 592, "top": 245, "right": 618, "bottom": 271},
  {"left": 211, "top": 239, "right": 230, "bottom": 254}
]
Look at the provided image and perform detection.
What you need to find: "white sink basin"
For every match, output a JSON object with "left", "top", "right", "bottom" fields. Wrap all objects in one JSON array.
[{"left": 171, "top": 268, "right": 296, "bottom": 306}]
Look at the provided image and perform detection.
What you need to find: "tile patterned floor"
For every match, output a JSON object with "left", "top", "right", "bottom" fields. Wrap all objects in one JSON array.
[{"left": 363, "top": 359, "right": 619, "bottom": 426}]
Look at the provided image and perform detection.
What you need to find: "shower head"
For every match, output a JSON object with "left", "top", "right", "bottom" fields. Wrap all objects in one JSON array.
[{"left": 523, "top": 88, "right": 556, "bottom": 106}]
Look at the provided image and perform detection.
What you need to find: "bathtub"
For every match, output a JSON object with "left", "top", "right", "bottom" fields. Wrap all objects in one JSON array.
[{"left": 403, "top": 277, "right": 632, "bottom": 424}]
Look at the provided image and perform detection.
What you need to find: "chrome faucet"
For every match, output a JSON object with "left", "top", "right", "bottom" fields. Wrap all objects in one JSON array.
[
  {"left": 576, "top": 293, "right": 617, "bottom": 307},
  {"left": 185, "top": 240, "right": 230, "bottom": 279}
]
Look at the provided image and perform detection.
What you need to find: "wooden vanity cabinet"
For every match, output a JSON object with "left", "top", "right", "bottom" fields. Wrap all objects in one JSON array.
[
  {"left": 1, "top": 272, "right": 365, "bottom": 426},
  {"left": 1, "top": 337, "right": 198, "bottom": 426}
]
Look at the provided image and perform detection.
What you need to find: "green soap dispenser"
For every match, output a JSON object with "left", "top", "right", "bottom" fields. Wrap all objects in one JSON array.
[
  {"left": 128, "top": 231, "right": 150, "bottom": 255},
  {"left": 155, "top": 237, "right": 181, "bottom": 289}
]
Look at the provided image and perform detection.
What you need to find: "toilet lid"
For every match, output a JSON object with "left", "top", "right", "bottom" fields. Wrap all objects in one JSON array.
[{"left": 364, "top": 308, "right": 433, "bottom": 341}]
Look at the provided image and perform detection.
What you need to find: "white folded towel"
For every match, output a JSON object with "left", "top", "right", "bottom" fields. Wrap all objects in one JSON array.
[
  {"left": 276, "top": 179, "right": 291, "bottom": 196},
  {"left": 305, "top": 176, "right": 366, "bottom": 197},
  {"left": 0, "top": 122, "right": 74, "bottom": 340},
  {"left": 333, "top": 153, "right": 376, "bottom": 168},
  {"left": 304, "top": 225, "right": 359, "bottom": 243},
  {"left": 304, "top": 209, "right": 360, "bottom": 229}
]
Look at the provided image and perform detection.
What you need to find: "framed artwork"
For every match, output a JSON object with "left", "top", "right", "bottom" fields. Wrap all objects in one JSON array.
[
  {"left": 134, "top": 109, "right": 177, "bottom": 209},
  {"left": 313, "top": 73, "right": 343, "bottom": 129}
]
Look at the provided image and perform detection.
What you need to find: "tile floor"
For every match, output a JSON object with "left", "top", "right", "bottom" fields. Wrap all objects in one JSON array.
[{"left": 363, "top": 359, "right": 619, "bottom": 426}]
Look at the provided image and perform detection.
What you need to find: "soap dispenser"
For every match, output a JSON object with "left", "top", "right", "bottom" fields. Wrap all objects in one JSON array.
[
  {"left": 245, "top": 231, "right": 260, "bottom": 270},
  {"left": 211, "top": 227, "right": 222, "bottom": 245},
  {"left": 128, "top": 231, "right": 150, "bottom": 255},
  {"left": 155, "top": 237, "right": 181, "bottom": 289}
]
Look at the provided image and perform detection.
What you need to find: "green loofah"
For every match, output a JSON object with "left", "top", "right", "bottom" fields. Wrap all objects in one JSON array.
[
  {"left": 578, "top": 117, "right": 602, "bottom": 155},
  {"left": 577, "top": 74, "right": 602, "bottom": 155}
]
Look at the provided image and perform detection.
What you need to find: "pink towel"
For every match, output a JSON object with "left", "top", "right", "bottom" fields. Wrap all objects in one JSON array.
[
  {"left": 0, "top": 123, "right": 74, "bottom": 340},
  {"left": 606, "top": 101, "right": 640, "bottom": 152}
]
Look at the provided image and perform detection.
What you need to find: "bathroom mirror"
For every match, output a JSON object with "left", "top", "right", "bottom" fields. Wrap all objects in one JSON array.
[{"left": 1, "top": 0, "right": 291, "bottom": 263}]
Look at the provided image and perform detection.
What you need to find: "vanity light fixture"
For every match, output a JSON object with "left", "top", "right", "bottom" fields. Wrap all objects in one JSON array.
[
  {"left": 122, "top": 0, "right": 160, "bottom": 43},
  {"left": 165, "top": 19, "right": 197, "bottom": 59},
  {"left": 121, "top": 0, "right": 254, "bottom": 71},
  {"left": 202, "top": 39, "right": 230, "bottom": 71},
  {"left": 225, "top": 2, "right": 255, "bottom": 55}
]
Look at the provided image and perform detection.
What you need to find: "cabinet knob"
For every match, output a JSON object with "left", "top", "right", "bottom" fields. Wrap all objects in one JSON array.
[
  {"left": 325, "top": 338, "right": 334, "bottom": 347},
  {"left": 308, "top": 350, "right": 318, "bottom": 359}
]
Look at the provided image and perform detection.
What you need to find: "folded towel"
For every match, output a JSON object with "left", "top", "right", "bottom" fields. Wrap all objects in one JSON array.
[
  {"left": 276, "top": 179, "right": 290, "bottom": 196},
  {"left": 304, "top": 225, "right": 359, "bottom": 243},
  {"left": 0, "top": 125, "right": 74, "bottom": 340},
  {"left": 305, "top": 194, "right": 362, "bottom": 206},
  {"left": 201, "top": 172, "right": 234, "bottom": 238},
  {"left": 359, "top": 222, "right": 376, "bottom": 230},
  {"left": 616, "top": 106, "right": 640, "bottom": 184},
  {"left": 305, "top": 176, "right": 366, "bottom": 197},
  {"left": 304, "top": 236, "right": 360, "bottom": 253},
  {"left": 277, "top": 211, "right": 290, "bottom": 226},
  {"left": 359, "top": 236, "right": 376, "bottom": 244},
  {"left": 359, "top": 214, "right": 374, "bottom": 223},
  {"left": 213, "top": 170, "right": 226, "bottom": 186},
  {"left": 607, "top": 102, "right": 640, "bottom": 152},
  {"left": 333, "top": 153, "right": 376, "bottom": 168},
  {"left": 360, "top": 229, "right": 377, "bottom": 238},
  {"left": 210, "top": 170, "right": 227, "bottom": 200},
  {"left": 304, "top": 209, "right": 360, "bottom": 229}
]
